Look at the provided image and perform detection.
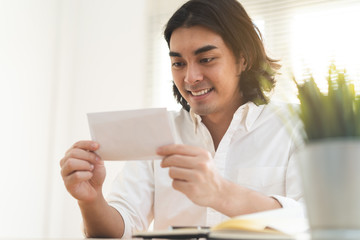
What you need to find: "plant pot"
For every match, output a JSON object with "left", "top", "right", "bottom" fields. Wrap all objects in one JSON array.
[{"left": 297, "top": 139, "right": 360, "bottom": 239}]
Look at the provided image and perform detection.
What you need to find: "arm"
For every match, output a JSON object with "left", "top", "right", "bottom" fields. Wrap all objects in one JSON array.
[
  {"left": 157, "top": 144, "right": 281, "bottom": 217},
  {"left": 210, "top": 177, "right": 281, "bottom": 217},
  {"left": 271, "top": 153, "right": 304, "bottom": 209},
  {"left": 78, "top": 195, "right": 125, "bottom": 238},
  {"left": 60, "top": 140, "right": 125, "bottom": 238}
]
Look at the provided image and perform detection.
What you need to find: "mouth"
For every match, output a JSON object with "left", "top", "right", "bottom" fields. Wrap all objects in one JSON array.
[{"left": 189, "top": 88, "right": 214, "bottom": 96}]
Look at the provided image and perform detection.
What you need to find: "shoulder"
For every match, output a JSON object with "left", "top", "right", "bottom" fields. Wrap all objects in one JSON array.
[
  {"left": 167, "top": 108, "right": 195, "bottom": 137},
  {"left": 263, "top": 100, "right": 304, "bottom": 147},
  {"left": 260, "top": 101, "right": 300, "bottom": 121},
  {"left": 250, "top": 100, "right": 302, "bottom": 138},
  {"left": 168, "top": 108, "right": 193, "bottom": 125}
]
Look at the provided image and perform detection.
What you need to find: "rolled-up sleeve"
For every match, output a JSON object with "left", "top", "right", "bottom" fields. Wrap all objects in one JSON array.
[{"left": 106, "top": 160, "right": 155, "bottom": 238}]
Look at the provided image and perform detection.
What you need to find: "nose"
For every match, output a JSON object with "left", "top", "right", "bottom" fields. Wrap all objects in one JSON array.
[{"left": 184, "top": 63, "right": 203, "bottom": 84}]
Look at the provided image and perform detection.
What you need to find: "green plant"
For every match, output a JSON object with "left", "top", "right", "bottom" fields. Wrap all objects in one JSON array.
[{"left": 294, "top": 63, "right": 360, "bottom": 141}]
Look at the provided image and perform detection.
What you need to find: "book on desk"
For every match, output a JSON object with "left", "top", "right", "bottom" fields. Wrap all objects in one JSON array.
[{"left": 132, "top": 208, "right": 309, "bottom": 239}]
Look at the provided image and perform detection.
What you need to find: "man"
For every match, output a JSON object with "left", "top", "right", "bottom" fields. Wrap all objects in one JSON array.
[{"left": 60, "top": 0, "right": 303, "bottom": 238}]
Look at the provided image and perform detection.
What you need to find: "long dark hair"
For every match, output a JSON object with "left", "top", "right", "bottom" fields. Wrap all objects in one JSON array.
[{"left": 164, "top": 0, "right": 280, "bottom": 111}]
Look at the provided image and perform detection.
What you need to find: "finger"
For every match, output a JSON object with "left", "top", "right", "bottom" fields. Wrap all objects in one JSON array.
[
  {"left": 161, "top": 154, "right": 196, "bottom": 169},
  {"left": 61, "top": 158, "right": 94, "bottom": 178},
  {"left": 72, "top": 140, "right": 99, "bottom": 152},
  {"left": 64, "top": 171, "right": 94, "bottom": 186},
  {"left": 168, "top": 166, "right": 195, "bottom": 182},
  {"left": 63, "top": 140, "right": 99, "bottom": 165},
  {"left": 157, "top": 144, "right": 204, "bottom": 157},
  {"left": 67, "top": 148, "right": 100, "bottom": 163},
  {"left": 172, "top": 179, "right": 191, "bottom": 193},
  {"left": 61, "top": 148, "right": 100, "bottom": 167}
]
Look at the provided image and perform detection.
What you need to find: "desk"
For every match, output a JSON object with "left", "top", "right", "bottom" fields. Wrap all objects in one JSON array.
[{"left": 1, "top": 234, "right": 311, "bottom": 240}]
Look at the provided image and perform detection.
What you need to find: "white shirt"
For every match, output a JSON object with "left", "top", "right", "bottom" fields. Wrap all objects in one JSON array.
[{"left": 107, "top": 101, "right": 304, "bottom": 238}]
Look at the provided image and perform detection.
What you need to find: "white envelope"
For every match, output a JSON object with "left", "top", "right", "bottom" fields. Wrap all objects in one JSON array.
[{"left": 87, "top": 108, "right": 176, "bottom": 160}]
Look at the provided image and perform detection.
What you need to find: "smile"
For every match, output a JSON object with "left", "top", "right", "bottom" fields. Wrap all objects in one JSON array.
[{"left": 190, "top": 88, "right": 213, "bottom": 96}]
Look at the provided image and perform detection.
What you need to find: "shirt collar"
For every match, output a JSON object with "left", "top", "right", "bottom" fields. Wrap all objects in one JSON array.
[
  {"left": 189, "top": 108, "right": 202, "bottom": 133},
  {"left": 188, "top": 101, "right": 265, "bottom": 133},
  {"left": 241, "top": 101, "right": 264, "bottom": 131}
]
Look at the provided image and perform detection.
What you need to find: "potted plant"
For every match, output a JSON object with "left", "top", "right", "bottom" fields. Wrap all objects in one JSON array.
[{"left": 294, "top": 63, "right": 360, "bottom": 239}]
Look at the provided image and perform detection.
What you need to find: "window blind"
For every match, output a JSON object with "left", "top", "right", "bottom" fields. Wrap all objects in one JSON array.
[{"left": 146, "top": 0, "right": 360, "bottom": 107}]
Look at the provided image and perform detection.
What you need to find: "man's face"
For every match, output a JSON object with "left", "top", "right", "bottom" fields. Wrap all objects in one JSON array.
[{"left": 169, "top": 25, "right": 246, "bottom": 119}]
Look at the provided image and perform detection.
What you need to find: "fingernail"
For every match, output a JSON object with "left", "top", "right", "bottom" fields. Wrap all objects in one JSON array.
[
  {"left": 90, "top": 164, "right": 94, "bottom": 170},
  {"left": 96, "top": 156, "right": 101, "bottom": 161},
  {"left": 92, "top": 142, "right": 98, "bottom": 148}
]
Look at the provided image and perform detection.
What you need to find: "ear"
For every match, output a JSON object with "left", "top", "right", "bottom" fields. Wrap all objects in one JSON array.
[{"left": 237, "top": 56, "right": 247, "bottom": 75}]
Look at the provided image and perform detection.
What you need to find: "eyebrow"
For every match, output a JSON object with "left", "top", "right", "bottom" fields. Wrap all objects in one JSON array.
[
  {"left": 194, "top": 45, "right": 218, "bottom": 55},
  {"left": 169, "top": 45, "right": 218, "bottom": 57},
  {"left": 169, "top": 51, "right": 182, "bottom": 57}
]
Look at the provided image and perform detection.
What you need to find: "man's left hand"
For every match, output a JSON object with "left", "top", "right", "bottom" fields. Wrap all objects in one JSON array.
[{"left": 157, "top": 144, "right": 223, "bottom": 208}]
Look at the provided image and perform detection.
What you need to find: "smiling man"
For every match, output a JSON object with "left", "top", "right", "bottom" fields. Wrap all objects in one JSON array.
[
  {"left": 60, "top": 0, "right": 303, "bottom": 238},
  {"left": 168, "top": 25, "right": 246, "bottom": 149}
]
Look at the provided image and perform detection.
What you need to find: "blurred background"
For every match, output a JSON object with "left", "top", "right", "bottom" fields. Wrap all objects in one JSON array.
[{"left": 1, "top": 0, "right": 359, "bottom": 238}]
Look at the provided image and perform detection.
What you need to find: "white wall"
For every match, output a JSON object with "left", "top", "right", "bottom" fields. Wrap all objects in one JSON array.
[
  {"left": 0, "top": 0, "right": 148, "bottom": 238},
  {"left": 0, "top": 0, "right": 60, "bottom": 237}
]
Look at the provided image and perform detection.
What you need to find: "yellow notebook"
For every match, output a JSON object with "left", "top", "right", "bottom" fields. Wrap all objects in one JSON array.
[
  {"left": 208, "top": 218, "right": 292, "bottom": 239},
  {"left": 133, "top": 208, "right": 308, "bottom": 239}
]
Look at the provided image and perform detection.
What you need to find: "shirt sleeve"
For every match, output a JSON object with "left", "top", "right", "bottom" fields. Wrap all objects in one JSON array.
[
  {"left": 270, "top": 105, "right": 306, "bottom": 217},
  {"left": 271, "top": 153, "right": 306, "bottom": 218},
  {"left": 106, "top": 160, "right": 155, "bottom": 238}
]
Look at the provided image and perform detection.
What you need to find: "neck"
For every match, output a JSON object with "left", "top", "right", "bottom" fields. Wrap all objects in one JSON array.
[{"left": 202, "top": 104, "right": 241, "bottom": 150}]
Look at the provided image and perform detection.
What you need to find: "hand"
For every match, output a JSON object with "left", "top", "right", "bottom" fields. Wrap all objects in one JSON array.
[
  {"left": 60, "top": 140, "right": 106, "bottom": 203},
  {"left": 157, "top": 144, "right": 224, "bottom": 208}
]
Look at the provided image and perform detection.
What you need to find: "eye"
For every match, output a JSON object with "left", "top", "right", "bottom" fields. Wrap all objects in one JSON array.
[
  {"left": 200, "top": 57, "right": 215, "bottom": 63},
  {"left": 172, "top": 62, "right": 185, "bottom": 68}
]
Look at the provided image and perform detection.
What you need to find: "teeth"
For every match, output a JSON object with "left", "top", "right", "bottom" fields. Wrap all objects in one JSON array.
[{"left": 191, "top": 88, "right": 211, "bottom": 96}]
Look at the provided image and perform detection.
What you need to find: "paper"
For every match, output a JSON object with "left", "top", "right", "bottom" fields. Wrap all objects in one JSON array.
[
  {"left": 87, "top": 108, "right": 175, "bottom": 161},
  {"left": 228, "top": 207, "right": 309, "bottom": 236}
]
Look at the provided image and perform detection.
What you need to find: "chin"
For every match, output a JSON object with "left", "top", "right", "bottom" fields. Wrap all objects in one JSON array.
[{"left": 190, "top": 105, "right": 216, "bottom": 116}]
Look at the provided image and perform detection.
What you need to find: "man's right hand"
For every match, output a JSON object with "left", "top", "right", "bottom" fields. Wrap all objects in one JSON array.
[
  {"left": 60, "top": 140, "right": 106, "bottom": 203},
  {"left": 60, "top": 141, "right": 125, "bottom": 238}
]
